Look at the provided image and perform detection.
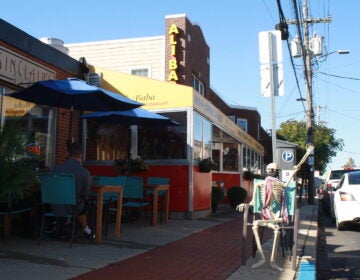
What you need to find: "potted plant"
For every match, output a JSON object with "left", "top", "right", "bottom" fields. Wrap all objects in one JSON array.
[
  {"left": 211, "top": 186, "right": 225, "bottom": 213},
  {"left": 0, "top": 124, "right": 38, "bottom": 209},
  {"left": 114, "top": 156, "right": 149, "bottom": 174},
  {"left": 227, "top": 186, "right": 247, "bottom": 209},
  {"left": 198, "top": 158, "right": 214, "bottom": 173}
]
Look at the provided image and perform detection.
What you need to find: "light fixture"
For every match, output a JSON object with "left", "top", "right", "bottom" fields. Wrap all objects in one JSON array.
[
  {"left": 337, "top": 49, "right": 350, "bottom": 55},
  {"left": 317, "top": 49, "right": 350, "bottom": 59}
]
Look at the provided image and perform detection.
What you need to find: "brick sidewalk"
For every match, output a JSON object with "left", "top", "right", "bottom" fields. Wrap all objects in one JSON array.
[{"left": 71, "top": 217, "right": 259, "bottom": 280}]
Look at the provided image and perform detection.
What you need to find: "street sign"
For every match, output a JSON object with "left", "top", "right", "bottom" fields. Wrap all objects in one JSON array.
[
  {"left": 282, "top": 150, "right": 294, "bottom": 162},
  {"left": 259, "top": 30, "right": 284, "bottom": 97}
]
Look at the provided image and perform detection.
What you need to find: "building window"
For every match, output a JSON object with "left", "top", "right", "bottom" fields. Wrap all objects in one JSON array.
[
  {"left": 228, "top": 115, "right": 235, "bottom": 122},
  {"left": 138, "top": 111, "right": 187, "bottom": 160},
  {"left": 236, "top": 118, "right": 248, "bottom": 132},
  {"left": 86, "top": 111, "right": 187, "bottom": 161},
  {"left": 243, "top": 146, "right": 250, "bottom": 170},
  {"left": 131, "top": 68, "right": 149, "bottom": 77},
  {"left": 193, "top": 112, "right": 212, "bottom": 161},
  {"left": 212, "top": 126, "right": 238, "bottom": 172},
  {"left": 86, "top": 122, "right": 130, "bottom": 161},
  {"left": 223, "top": 142, "right": 238, "bottom": 172},
  {"left": 2, "top": 87, "right": 56, "bottom": 169},
  {"left": 192, "top": 75, "right": 204, "bottom": 95}
]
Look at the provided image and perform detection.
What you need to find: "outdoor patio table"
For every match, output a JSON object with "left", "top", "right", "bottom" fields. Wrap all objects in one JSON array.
[
  {"left": 91, "top": 185, "right": 123, "bottom": 244},
  {"left": 143, "top": 184, "right": 169, "bottom": 226}
]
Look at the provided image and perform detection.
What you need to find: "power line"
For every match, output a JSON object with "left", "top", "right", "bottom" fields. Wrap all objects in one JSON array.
[
  {"left": 274, "top": 0, "right": 306, "bottom": 114},
  {"left": 317, "top": 71, "right": 360, "bottom": 81},
  {"left": 316, "top": 76, "right": 360, "bottom": 94}
]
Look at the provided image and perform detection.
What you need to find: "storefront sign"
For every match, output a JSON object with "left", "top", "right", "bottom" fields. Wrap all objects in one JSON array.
[
  {"left": 5, "top": 97, "right": 36, "bottom": 117},
  {"left": 0, "top": 46, "right": 55, "bottom": 85},
  {"left": 167, "top": 24, "right": 179, "bottom": 82}
]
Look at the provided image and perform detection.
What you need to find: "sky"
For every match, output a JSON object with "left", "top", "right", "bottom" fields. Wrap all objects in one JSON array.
[{"left": 2, "top": 0, "right": 360, "bottom": 171}]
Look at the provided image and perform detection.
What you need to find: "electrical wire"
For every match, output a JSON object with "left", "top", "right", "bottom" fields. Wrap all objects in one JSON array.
[
  {"left": 275, "top": 0, "right": 306, "bottom": 114},
  {"left": 317, "top": 71, "right": 360, "bottom": 81}
]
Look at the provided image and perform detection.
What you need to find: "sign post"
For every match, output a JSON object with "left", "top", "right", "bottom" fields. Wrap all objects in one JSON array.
[{"left": 259, "top": 30, "right": 284, "bottom": 163}]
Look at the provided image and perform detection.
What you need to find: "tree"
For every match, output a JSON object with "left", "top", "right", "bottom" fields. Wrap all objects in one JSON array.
[
  {"left": 277, "top": 120, "right": 344, "bottom": 173},
  {"left": 343, "top": 157, "right": 356, "bottom": 168}
]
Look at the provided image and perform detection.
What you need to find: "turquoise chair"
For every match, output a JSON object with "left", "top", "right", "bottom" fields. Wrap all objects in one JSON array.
[
  {"left": 94, "top": 176, "right": 127, "bottom": 236},
  {"left": 122, "top": 176, "right": 150, "bottom": 227},
  {"left": 146, "top": 177, "right": 170, "bottom": 223},
  {"left": 37, "top": 172, "right": 77, "bottom": 247},
  {"left": 252, "top": 179, "right": 296, "bottom": 217}
]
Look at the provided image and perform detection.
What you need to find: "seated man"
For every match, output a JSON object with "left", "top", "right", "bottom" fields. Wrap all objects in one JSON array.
[{"left": 52, "top": 142, "right": 94, "bottom": 240}]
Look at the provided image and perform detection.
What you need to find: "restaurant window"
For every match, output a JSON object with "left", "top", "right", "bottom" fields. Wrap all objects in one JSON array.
[
  {"left": 243, "top": 146, "right": 250, "bottom": 170},
  {"left": 212, "top": 126, "right": 221, "bottom": 171},
  {"left": 193, "top": 112, "right": 211, "bottom": 161},
  {"left": 86, "top": 122, "right": 130, "bottom": 161},
  {"left": 223, "top": 140, "right": 238, "bottom": 172},
  {"left": 138, "top": 111, "right": 187, "bottom": 160},
  {"left": 212, "top": 127, "right": 239, "bottom": 172},
  {"left": 251, "top": 150, "right": 255, "bottom": 170},
  {"left": 2, "top": 87, "right": 56, "bottom": 169}
]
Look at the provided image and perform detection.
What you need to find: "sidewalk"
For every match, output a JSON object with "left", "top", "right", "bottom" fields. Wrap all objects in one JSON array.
[{"left": 0, "top": 201, "right": 318, "bottom": 280}]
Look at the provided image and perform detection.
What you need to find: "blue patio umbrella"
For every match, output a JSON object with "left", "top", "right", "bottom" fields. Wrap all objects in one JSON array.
[
  {"left": 7, "top": 78, "right": 143, "bottom": 145},
  {"left": 8, "top": 78, "right": 142, "bottom": 111},
  {"left": 81, "top": 108, "right": 180, "bottom": 126}
]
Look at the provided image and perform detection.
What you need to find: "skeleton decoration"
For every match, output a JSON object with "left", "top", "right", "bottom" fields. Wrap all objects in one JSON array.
[{"left": 237, "top": 145, "right": 314, "bottom": 271}]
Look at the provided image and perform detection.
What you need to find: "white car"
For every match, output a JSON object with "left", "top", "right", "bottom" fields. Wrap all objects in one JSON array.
[
  {"left": 331, "top": 171, "right": 360, "bottom": 230},
  {"left": 322, "top": 168, "right": 360, "bottom": 215},
  {"left": 324, "top": 168, "right": 360, "bottom": 191}
]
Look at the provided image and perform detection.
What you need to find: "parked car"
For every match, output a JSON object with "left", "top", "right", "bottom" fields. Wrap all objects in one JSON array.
[
  {"left": 330, "top": 171, "right": 360, "bottom": 230},
  {"left": 321, "top": 168, "right": 360, "bottom": 215}
]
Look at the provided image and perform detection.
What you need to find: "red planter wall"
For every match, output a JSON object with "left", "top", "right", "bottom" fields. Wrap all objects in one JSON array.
[{"left": 86, "top": 164, "right": 190, "bottom": 212}]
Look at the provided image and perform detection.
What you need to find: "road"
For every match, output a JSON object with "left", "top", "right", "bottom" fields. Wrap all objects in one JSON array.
[{"left": 317, "top": 199, "right": 360, "bottom": 280}]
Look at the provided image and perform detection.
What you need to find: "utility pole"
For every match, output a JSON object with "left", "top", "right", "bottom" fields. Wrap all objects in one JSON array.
[{"left": 286, "top": 0, "right": 332, "bottom": 204}]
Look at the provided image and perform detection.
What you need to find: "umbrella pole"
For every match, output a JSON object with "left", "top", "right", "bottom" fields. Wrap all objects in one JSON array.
[
  {"left": 127, "top": 126, "right": 132, "bottom": 176},
  {"left": 67, "top": 107, "right": 74, "bottom": 150}
]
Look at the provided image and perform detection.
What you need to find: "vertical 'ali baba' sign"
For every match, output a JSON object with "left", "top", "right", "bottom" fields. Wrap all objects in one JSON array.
[{"left": 168, "top": 24, "right": 179, "bottom": 83}]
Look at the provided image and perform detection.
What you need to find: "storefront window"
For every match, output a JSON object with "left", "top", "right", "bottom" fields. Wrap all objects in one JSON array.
[
  {"left": 86, "top": 122, "right": 130, "bottom": 161},
  {"left": 138, "top": 111, "right": 187, "bottom": 160},
  {"left": 223, "top": 141, "right": 238, "bottom": 172},
  {"left": 193, "top": 113, "right": 202, "bottom": 160},
  {"left": 85, "top": 111, "right": 187, "bottom": 161},
  {"left": 193, "top": 112, "right": 211, "bottom": 161},
  {"left": 211, "top": 126, "right": 239, "bottom": 172},
  {"left": 2, "top": 90, "right": 56, "bottom": 169},
  {"left": 251, "top": 150, "right": 255, "bottom": 170},
  {"left": 212, "top": 126, "right": 221, "bottom": 171}
]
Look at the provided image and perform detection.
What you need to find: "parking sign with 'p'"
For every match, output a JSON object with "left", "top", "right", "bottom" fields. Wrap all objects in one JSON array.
[{"left": 282, "top": 151, "right": 294, "bottom": 162}]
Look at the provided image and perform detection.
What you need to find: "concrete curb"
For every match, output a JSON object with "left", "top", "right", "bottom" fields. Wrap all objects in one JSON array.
[{"left": 294, "top": 201, "right": 318, "bottom": 280}]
